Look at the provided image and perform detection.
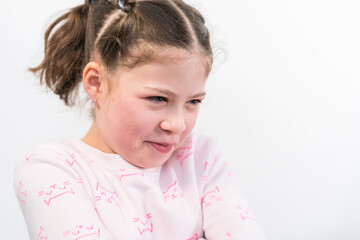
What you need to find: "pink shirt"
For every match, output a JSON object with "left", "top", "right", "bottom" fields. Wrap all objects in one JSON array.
[{"left": 14, "top": 132, "right": 267, "bottom": 240}]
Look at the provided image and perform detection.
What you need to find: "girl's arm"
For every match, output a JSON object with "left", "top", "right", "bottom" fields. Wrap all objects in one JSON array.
[{"left": 200, "top": 141, "right": 268, "bottom": 240}]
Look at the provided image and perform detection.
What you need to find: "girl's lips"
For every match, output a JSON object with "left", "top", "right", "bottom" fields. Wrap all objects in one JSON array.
[{"left": 146, "top": 141, "right": 173, "bottom": 153}]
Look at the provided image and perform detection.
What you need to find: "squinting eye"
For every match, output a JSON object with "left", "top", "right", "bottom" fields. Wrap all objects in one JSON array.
[
  {"left": 188, "top": 99, "right": 202, "bottom": 105},
  {"left": 146, "top": 96, "right": 168, "bottom": 103}
]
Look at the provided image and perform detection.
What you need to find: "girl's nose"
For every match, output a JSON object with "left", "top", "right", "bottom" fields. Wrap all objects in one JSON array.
[{"left": 160, "top": 111, "right": 186, "bottom": 134}]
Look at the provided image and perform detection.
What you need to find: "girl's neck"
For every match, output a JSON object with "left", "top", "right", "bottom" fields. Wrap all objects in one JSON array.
[{"left": 82, "top": 122, "right": 113, "bottom": 154}]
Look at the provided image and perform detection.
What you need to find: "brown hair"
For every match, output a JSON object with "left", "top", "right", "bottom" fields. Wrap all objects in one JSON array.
[{"left": 30, "top": 0, "right": 213, "bottom": 106}]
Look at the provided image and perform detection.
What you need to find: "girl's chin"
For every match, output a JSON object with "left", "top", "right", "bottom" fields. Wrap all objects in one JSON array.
[{"left": 127, "top": 151, "right": 172, "bottom": 169}]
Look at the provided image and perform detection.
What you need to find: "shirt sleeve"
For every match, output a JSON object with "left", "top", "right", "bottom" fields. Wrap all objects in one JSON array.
[
  {"left": 14, "top": 150, "right": 115, "bottom": 240},
  {"left": 200, "top": 140, "right": 268, "bottom": 240}
]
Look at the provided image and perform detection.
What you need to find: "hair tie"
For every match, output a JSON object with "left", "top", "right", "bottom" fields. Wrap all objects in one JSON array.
[
  {"left": 88, "top": 0, "right": 126, "bottom": 11},
  {"left": 118, "top": 0, "right": 125, "bottom": 10}
]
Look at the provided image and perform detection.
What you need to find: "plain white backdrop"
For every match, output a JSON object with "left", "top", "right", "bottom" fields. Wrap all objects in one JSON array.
[{"left": 1, "top": 0, "right": 360, "bottom": 239}]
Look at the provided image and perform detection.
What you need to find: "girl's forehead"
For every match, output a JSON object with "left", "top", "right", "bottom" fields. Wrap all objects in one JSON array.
[
  {"left": 104, "top": 47, "right": 209, "bottom": 92},
  {"left": 118, "top": 53, "right": 207, "bottom": 81},
  {"left": 110, "top": 43, "right": 211, "bottom": 74},
  {"left": 106, "top": 51, "right": 208, "bottom": 92},
  {"left": 150, "top": 51, "right": 207, "bottom": 69}
]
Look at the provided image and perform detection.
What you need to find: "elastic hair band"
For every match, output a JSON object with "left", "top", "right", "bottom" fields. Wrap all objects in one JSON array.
[
  {"left": 118, "top": 0, "right": 125, "bottom": 10},
  {"left": 88, "top": 0, "right": 126, "bottom": 11}
]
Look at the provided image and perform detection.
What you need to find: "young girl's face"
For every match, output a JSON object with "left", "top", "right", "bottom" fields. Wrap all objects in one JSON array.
[{"left": 95, "top": 53, "right": 208, "bottom": 168}]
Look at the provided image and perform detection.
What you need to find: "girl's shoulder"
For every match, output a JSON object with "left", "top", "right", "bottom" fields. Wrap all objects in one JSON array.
[
  {"left": 16, "top": 138, "right": 88, "bottom": 169},
  {"left": 14, "top": 139, "right": 88, "bottom": 195}
]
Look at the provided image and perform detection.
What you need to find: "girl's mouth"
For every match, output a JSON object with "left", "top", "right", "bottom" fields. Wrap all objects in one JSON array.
[{"left": 146, "top": 141, "right": 173, "bottom": 153}]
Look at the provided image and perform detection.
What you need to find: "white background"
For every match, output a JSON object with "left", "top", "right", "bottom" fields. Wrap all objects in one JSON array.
[{"left": 1, "top": 0, "right": 360, "bottom": 239}]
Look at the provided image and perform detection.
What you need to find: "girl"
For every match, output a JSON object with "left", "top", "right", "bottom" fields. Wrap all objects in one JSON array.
[{"left": 14, "top": 0, "right": 268, "bottom": 239}]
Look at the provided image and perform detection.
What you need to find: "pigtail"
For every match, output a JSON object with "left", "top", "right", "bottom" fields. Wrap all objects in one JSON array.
[{"left": 30, "top": 4, "right": 90, "bottom": 106}]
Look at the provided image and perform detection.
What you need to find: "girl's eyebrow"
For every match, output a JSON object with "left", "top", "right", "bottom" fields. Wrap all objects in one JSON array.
[
  {"left": 192, "top": 92, "right": 207, "bottom": 98},
  {"left": 144, "top": 87, "right": 206, "bottom": 98}
]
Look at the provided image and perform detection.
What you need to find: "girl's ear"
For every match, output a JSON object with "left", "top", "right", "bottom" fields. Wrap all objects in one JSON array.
[{"left": 83, "top": 61, "right": 106, "bottom": 101}]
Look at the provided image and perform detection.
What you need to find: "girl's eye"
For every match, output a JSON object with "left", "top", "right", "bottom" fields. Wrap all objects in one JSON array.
[
  {"left": 188, "top": 99, "right": 202, "bottom": 105},
  {"left": 146, "top": 96, "right": 168, "bottom": 103}
]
